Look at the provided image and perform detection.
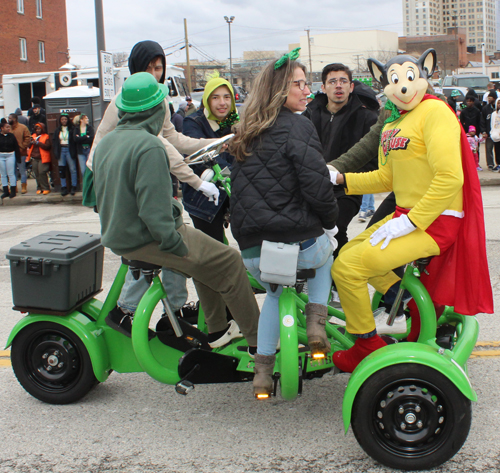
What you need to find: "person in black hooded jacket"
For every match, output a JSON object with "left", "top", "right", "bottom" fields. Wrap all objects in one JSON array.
[{"left": 303, "top": 63, "right": 379, "bottom": 257}]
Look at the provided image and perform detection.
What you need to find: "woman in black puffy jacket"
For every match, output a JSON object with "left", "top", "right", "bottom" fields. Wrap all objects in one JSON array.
[{"left": 230, "top": 51, "right": 339, "bottom": 397}]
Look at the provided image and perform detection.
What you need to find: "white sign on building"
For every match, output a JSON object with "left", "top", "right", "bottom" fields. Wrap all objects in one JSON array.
[{"left": 100, "top": 51, "right": 114, "bottom": 102}]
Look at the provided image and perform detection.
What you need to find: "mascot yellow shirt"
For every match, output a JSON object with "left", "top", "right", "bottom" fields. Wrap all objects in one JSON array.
[{"left": 345, "top": 99, "right": 463, "bottom": 231}]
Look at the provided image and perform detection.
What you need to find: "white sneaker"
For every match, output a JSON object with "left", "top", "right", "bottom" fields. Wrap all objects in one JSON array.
[
  {"left": 358, "top": 211, "right": 367, "bottom": 222},
  {"left": 208, "top": 320, "right": 243, "bottom": 348},
  {"left": 375, "top": 312, "right": 408, "bottom": 335},
  {"left": 329, "top": 288, "right": 342, "bottom": 309}
]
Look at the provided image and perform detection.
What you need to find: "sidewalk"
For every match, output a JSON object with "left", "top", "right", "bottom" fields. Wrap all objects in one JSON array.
[{"left": 0, "top": 180, "right": 83, "bottom": 206}]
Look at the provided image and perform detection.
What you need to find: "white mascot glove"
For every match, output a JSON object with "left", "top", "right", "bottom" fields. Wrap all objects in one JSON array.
[
  {"left": 197, "top": 181, "right": 220, "bottom": 206},
  {"left": 326, "top": 165, "right": 339, "bottom": 185},
  {"left": 329, "top": 170, "right": 339, "bottom": 185},
  {"left": 370, "top": 214, "right": 416, "bottom": 250},
  {"left": 323, "top": 226, "right": 339, "bottom": 252}
]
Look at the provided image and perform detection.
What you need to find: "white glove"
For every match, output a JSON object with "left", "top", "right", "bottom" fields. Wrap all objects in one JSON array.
[
  {"left": 323, "top": 226, "right": 339, "bottom": 252},
  {"left": 197, "top": 181, "right": 220, "bottom": 206},
  {"left": 370, "top": 214, "right": 416, "bottom": 250},
  {"left": 329, "top": 170, "right": 339, "bottom": 185}
]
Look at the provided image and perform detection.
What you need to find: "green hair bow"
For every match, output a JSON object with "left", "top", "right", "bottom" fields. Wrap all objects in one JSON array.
[{"left": 274, "top": 47, "right": 301, "bottom": 70}]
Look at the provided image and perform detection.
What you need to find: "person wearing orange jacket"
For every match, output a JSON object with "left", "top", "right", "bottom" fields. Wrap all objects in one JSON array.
[{"left": 27, "top": 123, "right": 51, "bottom": 194}]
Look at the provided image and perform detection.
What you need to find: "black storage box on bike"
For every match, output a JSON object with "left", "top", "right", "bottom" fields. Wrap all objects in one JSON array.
[{"left": 7, "top": 231, "right": 104, "bottom": 313}]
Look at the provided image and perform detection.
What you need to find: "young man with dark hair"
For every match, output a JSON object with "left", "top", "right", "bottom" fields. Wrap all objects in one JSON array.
[
  {"left": 303, "top": 62, "right": 379, "bottom": 257},
  {"left": 28, "top": 104, "right": 46, "bottom": 134}
]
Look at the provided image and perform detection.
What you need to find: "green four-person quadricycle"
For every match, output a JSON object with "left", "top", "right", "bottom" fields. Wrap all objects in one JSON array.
[{"left": 5, "top": 135, "right": 478, "bottom": 471}]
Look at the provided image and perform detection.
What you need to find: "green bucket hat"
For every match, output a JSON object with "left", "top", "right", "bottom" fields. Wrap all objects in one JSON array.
[
  {"left": 450, "top": 89, "right": 461, "bottom": 98},
  {"left": 116, "top": 72, "right": 169, "bottom": 112}
]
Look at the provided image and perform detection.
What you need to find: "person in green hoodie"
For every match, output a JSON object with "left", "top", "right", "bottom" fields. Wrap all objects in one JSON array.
[{"left": 93, "top": 72, "right": 259, "bottom": 350}]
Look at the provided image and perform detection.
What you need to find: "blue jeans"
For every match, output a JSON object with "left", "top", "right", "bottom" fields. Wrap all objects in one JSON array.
[
  {"left": 360, "top": 194, "right": 375, "bottom": 212},
  {"left": 118, "top": 267, "right": 188, "bottom": 314},
  {"left": 243, "top": 234, "right": 333, "bottom": 356},
  {"left": 16, "top": 158, "right": 27, "bottom": 184},
  {"left": 0, "top": 152, "right": 17, "bottom": 187},
  {"left": 59, "top": 147, "right": 77, "bottom": 187},
  {"left": 78, "top": 148, "right": 90, "bottom": 178}
]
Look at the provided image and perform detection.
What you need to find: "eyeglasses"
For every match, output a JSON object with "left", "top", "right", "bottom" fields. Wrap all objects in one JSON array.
[
  {"left": 326, "top": 78, "right": 350, "bottom": 86},
  {"left": 292, "top": 80, "right": 312, "bottom": 91}
]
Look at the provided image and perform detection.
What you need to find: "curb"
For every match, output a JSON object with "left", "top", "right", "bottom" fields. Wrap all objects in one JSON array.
[
  {"left": 1, "top": 177, "right": 499, "bottom": 207},
  {"left": 1, "top": 192, "right": 84, "bottom": 207}
]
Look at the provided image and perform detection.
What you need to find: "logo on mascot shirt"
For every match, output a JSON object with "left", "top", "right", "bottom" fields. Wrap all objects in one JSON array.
[{"left": 381, "top": 128, "right": 410, "bottom": 157}]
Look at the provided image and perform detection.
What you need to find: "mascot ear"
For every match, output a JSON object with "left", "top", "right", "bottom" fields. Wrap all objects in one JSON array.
[
  {"left": 417, "top": 49, "right": 437, "bottom": 79},
  {"left": 367, "top": 58, "right": 387, "bottom": 86}
]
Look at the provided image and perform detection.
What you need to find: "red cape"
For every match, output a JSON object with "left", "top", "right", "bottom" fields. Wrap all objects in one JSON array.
[{"left": 418, "top": 95, "right": 493, "bottom": 315}]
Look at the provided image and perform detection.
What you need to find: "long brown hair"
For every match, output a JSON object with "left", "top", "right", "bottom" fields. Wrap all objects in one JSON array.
[{"left": 230, "top": 60, "right": 306, "bottom": 162}]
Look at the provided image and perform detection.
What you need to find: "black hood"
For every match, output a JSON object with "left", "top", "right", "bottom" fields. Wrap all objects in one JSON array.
[
  {"left": 351, "top": 81, "right": 379, "bottom": 111},
  {"left": 128, "top": 40, "right": 166, "bottom": 84}
]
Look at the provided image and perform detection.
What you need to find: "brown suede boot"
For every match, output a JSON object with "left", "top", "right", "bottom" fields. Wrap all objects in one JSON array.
[
  {"left": 21, "top": 183, "right": 27, "bottom": 194},
  {"left": 253, "top": 354, "right": 275, "bottom": 398},
  {"left": 306, "top": 303, "right": 331, "bottom": 355}
]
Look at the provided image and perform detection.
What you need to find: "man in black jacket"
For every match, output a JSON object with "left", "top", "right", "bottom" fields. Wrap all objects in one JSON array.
[
  {"left": 303, "top": 63, "right": 378, "bottom": 257},
  {"left": 480, "top": 90, "right": 497, "bottom": 170}
]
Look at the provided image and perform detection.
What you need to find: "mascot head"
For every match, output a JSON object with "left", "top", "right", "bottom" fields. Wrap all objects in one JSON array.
[{"left": 367, "top": 49, "right": 437, "bottom": 111}]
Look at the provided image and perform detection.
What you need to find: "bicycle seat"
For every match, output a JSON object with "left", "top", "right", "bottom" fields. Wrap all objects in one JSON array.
[
  {"left": 269, "top": 269, "right": 316, "bottom": 292},
  {"left": 415, "top": 257, "right": 433, "bottom": 274},
  {"left": 121, "top": 257, "right": 162, "bottom": 271},
  {"left": 296, "top": 269, "right": 316, "bottom": 280}
]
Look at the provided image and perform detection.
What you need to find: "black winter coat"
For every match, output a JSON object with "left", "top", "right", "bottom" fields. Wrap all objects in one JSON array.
[
  {"left": 302, "top": 83, "right": 378, "bottom": 203},
  {"left": 72, "top": 124, "right": 95, "bottom": 154},
  {"left": 480, "top": 102, "right": 494, "bottom": 135},
  {"left": 460, "top": 106, "right": 481, "bottom": 136},
  {"left": 230, "top": 107, "right": 338, "bottom": 251}
]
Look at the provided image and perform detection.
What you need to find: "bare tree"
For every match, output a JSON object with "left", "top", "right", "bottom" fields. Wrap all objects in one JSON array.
[{"left": 112, "top": 52, "right": 129, "bottom": 67}]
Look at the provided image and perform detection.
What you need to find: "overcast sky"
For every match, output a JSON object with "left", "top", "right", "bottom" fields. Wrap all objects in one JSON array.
[{"left": 66, "top": 0, "right": 403, "bottom": 68}]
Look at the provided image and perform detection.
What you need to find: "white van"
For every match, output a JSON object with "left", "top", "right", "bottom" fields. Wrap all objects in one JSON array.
[{"left": 0, "top": 65, "right": 189, "bottom": 119}]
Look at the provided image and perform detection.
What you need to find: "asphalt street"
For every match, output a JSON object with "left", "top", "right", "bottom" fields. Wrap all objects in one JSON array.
[{"left": 0, "top": 189, "right": 499, "bottom": 473}]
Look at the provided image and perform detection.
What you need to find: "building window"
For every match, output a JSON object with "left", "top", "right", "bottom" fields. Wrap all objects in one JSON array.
[
  {"left": 38, "top": 41, "right": 45, "bottom": 63},
  {"left": 20, "top": 38, "right": 27, "bottom": 61},
  {"left": 17, "top": 0, "right": 24, "bottom": 14},
  {"left": 36, "top": 0, "right": 42, "bottom": 18},
  {"left": 492, "top": 72, "right": 499, "bottom": 79}
]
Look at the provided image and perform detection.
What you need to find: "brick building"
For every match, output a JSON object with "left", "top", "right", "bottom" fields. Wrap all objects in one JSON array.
[
  {"left": 0, "top": 0, "right": 68, "bottom": 92},
  {"left": 399, "top": 27, "right": 468, "bottom": 76}
]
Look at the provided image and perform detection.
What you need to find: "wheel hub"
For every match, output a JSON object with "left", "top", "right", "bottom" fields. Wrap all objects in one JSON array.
[
  {"left": 374, "top": 382, "right": 447, "bottom": 453},
  {"left": 29, "top": 335, "right": 80, "bottom": 385}
]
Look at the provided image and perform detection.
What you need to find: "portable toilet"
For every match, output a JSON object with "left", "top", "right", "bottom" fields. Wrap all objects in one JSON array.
[
  {"left": 43, "top": 85, "right": 101, "bottom": 135},
  {"left": 42, "top": 86, "right": 101, "bottom": 190}
]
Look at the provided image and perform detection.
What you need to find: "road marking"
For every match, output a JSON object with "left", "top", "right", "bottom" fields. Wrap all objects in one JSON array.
[
  {"left": 475, "top": 341, "right": 500, "bottom": 347},
  {"left": 0, "top": 344, "right": 499, "bottom": 369},
  {"left": 0, "top": 350, "right": 11, "bottom": 368},
  {"left": 470, "top": 350, "right": 500, "bottom": 358}
]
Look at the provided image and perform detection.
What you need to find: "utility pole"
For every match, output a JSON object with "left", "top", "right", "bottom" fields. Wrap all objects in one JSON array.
[
  {"left": 224, "top": 16, "right": 235, "bottom": 85},
  {"left": 353, "top": 54, "right": 362, "bottom": 73},
  {"left": 94, "top": 0, "right": 109, "bottom": 115},
  {"left": 306, "top": 29, "right": 313, "bottom": 82},
  {"left": 184, "top": 18, "right": 192, "bottom": 94},
  {"left": 482, "top": 0, "right": 487, "bottom": 75}
]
